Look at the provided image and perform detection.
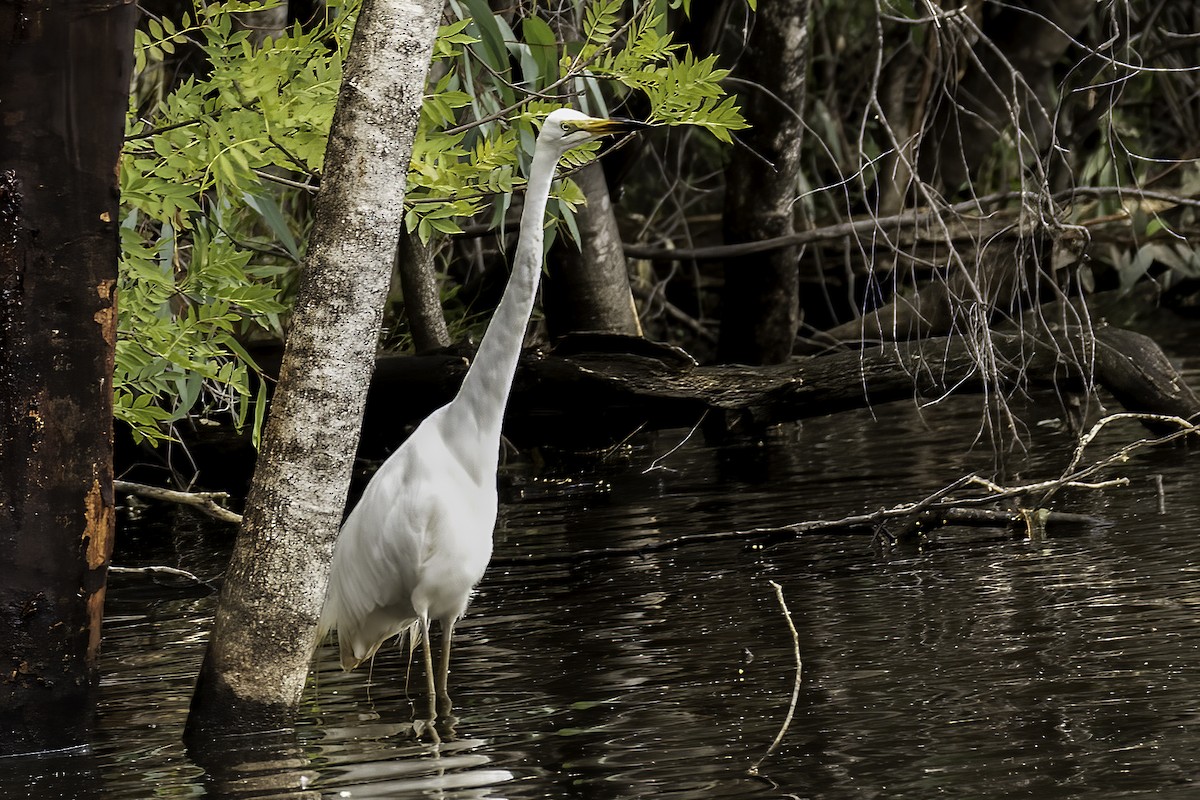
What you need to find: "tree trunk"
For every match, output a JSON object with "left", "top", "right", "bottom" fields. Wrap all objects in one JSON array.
[
  {"left": 540, "top": 0, "right": 642, "bottom": 341},
  {"left": 545, "top": 162, "right": 642, "bottom": 338},
  {"left": 718, "top": 0, "right": 812, "bottom": 365},
  {"left": 0, "top": 0, "right": 134, "bottom": 756},
  {"left": 397, "top": 229, "right": 451, "bottom": 353},
  {"left": 233, "top": 3, "right": 289, "bottom": 45},
  {"left": 186, "top": 0, "right": 443, "bottom": 738}
]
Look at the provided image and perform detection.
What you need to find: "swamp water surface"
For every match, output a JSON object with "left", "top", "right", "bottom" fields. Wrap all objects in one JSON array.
[{"left": 6, "top": 394, "right": 1200, "bottom": 799}]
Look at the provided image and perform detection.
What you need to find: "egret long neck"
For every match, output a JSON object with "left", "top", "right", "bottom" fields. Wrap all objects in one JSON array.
[{"left": 446, "top": 144, "right": 560, "bottom": 474}]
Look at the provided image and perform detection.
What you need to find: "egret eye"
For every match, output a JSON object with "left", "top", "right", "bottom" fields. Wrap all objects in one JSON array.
[{"left": 561, "top": 123, "right": 571, "bottom": 132}]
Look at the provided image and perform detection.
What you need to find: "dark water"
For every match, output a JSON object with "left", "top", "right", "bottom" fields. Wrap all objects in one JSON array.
[{"left": 7, "top": 394, "right": 1200, "bottom": 799}]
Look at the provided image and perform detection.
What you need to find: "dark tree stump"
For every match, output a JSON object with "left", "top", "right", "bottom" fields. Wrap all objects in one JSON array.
[{"left": 0, "top": 0, "right": 135, "bottom": 756}]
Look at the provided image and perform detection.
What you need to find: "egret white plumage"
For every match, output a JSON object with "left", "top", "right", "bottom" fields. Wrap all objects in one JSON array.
[{"left": 318, "top": 109, "right": 645, "bottom": 706}]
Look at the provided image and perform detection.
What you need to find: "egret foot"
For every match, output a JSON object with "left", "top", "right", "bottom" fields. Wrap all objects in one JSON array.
[{"left": 410, "top": 715, "right": 441, "bottom": 745}]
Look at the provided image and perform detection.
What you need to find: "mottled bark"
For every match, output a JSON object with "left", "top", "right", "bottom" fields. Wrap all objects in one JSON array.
[
  {"left": 0, "top": 0, "right": 133, "bottom": 755},
  {"left": 186, "top": 0, "right": 443, "bottom": 738},
  {"left": 718, "top": 0, "right": 812, "bottom": 365},
  {"left": 397, "top": 229, "right": 451, "bottom": 353},
  {"left": 545, "top": 162, "right": 642, "bottom": 338}
]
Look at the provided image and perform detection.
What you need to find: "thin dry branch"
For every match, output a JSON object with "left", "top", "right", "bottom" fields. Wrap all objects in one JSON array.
[
  {"left": 748, "top": 580, "right": 803, "bottom": 777},
  {"left": 622, "top": 187, "right": 1200, "bottom": 262},
  {"left": 1037, "top": 412, "right": 1200, "bottom": 505},
  {"left": 495, "top": 414, "right": 1197, "bottom": 568},
  {"left": 115, "top": 479, "right": 243, "bottom": 524}
]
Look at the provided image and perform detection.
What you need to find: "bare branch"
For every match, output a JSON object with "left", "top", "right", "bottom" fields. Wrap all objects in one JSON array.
[
  {"left": 108, "top": 565, "right": 218, "bottom": 592},
  {"left": 115, "top": 480, "right": 242, "bottom": 524},
  {"left": 622, "top": 188, "right": 1200, "bottom": 262},
  {"left": 748, "top": 580, "right": 802, "bottom": 777}
]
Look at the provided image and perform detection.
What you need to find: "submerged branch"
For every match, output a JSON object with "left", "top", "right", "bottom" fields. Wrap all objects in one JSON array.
[
  {"left": 108, "top": 565, "right": 218, "bottom": 592},
  {"left": 115, "top": 479, "right": 243, "bottom": 524},
  {"left": 497, "top": 416, "right": 1197, "bottom": 567},
  {"left": 749, "top": 580, "right": 803, "bottom": 777},
  {"left": 492, "top": 497, "right": 1102, "bottom": 568}
]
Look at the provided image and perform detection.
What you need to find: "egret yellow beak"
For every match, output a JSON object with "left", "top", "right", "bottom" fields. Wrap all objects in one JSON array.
[{"left": 568, "top": 117, "right": 651, "bottom": 136}]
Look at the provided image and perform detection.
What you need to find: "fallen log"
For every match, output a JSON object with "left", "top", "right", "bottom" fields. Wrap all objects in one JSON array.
[
  {"left": 116, "top": 323, "right": 1198, "bottom": 487},
  {"left": 358, "top": 323, "right": 1199, "bottom": 451}
]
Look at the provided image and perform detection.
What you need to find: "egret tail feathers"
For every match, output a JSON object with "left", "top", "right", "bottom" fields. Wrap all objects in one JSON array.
[
  {"left": 335, "top": 615, "right": 420, "bottom": 671},
  {"left": 339, "top": 634, "right": 380, "bottom": 671}
]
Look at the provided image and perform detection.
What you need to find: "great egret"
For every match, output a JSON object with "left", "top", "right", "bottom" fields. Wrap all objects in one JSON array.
[{"left": 318, "top": 109, "right": 645, "bottom": 709}]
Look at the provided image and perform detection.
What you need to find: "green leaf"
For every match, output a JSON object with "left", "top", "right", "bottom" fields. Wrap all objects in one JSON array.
[
  {"left": 1145, "top": 216, "right": 1169, "bottom": 238},
  {"left": 522, "top": 16, "right": 559, "bottom": 89},
  {"left": 242, "top": 187, "right": 301, "bottom": 261},
  {"left": 459, "top": 0, "right": 510, "bottom": 74}
]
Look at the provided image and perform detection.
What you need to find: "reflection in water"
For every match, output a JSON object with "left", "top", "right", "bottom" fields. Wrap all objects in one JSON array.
[
  {"left": 190, "top": 729, "right": 322, "bottom": 798},
  {"left": 6, "top": 396, "right": 1200, "bottom": 798}
]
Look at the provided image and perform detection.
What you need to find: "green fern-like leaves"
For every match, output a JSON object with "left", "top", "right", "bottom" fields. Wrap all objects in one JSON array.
[
  {"left": 643, "top": 53, "right": 747, "bottom": 143},
  {"left": 121, "top": 0, "right": 750, "bottom": 444},
  {"left": 122, "top": 0, "right": 339, "bottom": 444},
  {"left": 404, "top": 0, "right": 748, "bottom": 240}
]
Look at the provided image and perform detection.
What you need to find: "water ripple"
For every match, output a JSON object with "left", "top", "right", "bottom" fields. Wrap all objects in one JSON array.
[{"left": 45, "top": 397, "right": 1199, "bottom": 799}]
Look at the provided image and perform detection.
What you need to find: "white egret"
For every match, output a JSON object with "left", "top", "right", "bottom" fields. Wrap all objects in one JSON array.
[{"left": 318, "top": 109, "right": 645, "bottom": 707}]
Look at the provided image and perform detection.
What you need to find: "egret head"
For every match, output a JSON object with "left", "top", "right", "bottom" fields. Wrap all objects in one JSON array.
[{"left": 538, "top": 108, "right": 648, "bottom": 155}]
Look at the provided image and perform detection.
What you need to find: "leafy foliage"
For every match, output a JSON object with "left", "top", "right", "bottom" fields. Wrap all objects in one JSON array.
[
  {"left": 122, "top": 0, "right": 350, "bottom": 443},
  {"left": 122, "top": 0, "right": 748, "bottom": 445},
  {"left": 403, "top": 0, "right": 747, "bottom": 244}
]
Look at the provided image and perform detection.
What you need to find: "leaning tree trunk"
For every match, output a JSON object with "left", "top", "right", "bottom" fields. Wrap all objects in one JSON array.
[
  {"left": 397, "top": 229, "right": 451, "bottom": 353},
  {"left": 544, "top": 162, "right": 643, "bottom": 338},
  {"left": 0, "top": 0, "right": 134, "bottom": 756},
  {"left": 542, "top": 9, "right": 641, "bottom": 340},
  {"left": 186, "top": 0, "right": 444, "bottom": 738},
  {"left": 916, "top": 0, "right": 1094, "bottom": 191},
  {"left": 717, "top": 0, "right": 812, "bottom": 365}
]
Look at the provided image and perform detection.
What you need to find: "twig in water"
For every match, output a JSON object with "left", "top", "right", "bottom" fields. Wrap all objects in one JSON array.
[
  {"left": 749, "top": 580, "right": 803, "bottom": 776},
  {"left": 108, "top": 565, "right": 217, "bottom": 592},
  {"left": 599, "top": 422, "right": 647, "bottom": 462},
  {"left": 1038, "top": 412, "right": 1200, "bottom": 507},
  {"left": 115, "top": 479, "right": 242, "bottom": 524},
  {"left": 643, "top": 413, "right": 707, "bottom": 474}
]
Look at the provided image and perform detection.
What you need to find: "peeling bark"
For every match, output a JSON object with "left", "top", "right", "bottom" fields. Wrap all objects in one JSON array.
[
  {"left": 186, "top": 0, "right": 444, "bottom": 738},
  {"left": 0, "top": 0, "right": 133, "bottom": 756}
]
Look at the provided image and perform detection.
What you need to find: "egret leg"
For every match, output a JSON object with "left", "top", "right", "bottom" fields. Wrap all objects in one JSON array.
[
  {"left": 420, "top": 617, "right": 438, "bottom": 725},
  {"left": 437, "top": 619, "right": 455, "bottom": 702}
]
